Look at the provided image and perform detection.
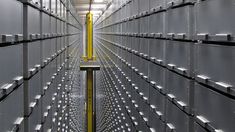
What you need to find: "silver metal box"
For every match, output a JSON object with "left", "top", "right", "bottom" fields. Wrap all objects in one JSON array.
[
  {"left": 166, "top": 5, "right": 194, "bottom": 40},
  {"left": 166, "top": 100, "right": 192, "bottom": 132},
  {"left": 194, "top": 83, "right": 235, "bottom": 132},
  {"left": 0, "top": 44, "right": 23, "bottom": 87},
  {"left": 196, "top": 0, "right": 235, "bottom": 42},
  {"left": 165, "top": 41, "right": 194, "bottom": 76},
  {"left": 195, "top": 43, "right": 235, "bottom": 94},
  {"left": 0, "top": 85, "right": 24, "bottom": 132},
  {"left": 0, "top": 0, "right": 23, "bottom": 41}
]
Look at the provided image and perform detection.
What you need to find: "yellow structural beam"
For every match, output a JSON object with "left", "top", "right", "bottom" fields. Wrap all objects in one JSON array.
[
  {"left": 86, "top": 12, "right": 94, "bottom": 61},
  {"left": 80, "top": 12, "right": 100, "bottom": 132},
  {"left": 87, "top": 69, "right": 93, "bottom": 132},
  {"left": 86, "top": 12, "right": 94, "bottom": 132}
]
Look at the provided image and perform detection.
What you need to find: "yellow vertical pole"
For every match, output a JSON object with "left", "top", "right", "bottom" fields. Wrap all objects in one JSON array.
[
  {"left": 86, "top": 12, "right": 93, "bottom": 132},
  {"left": 87, "top": 69, "right": 93, "bottom": 132},
  {"left": 83, "top": 12, "right": 97, "bottom": 132},
  {"left": 86, "top": 12, "right": 93, "bottom": 61},
  {"left": 81, "top": 11, "right": 99, "bottom": 132}
]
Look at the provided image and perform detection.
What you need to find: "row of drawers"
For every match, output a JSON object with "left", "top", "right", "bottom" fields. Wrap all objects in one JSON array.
[
  {"left": 0, "top": 37, "right": 80, "bottom": 98},
  {"left": 0, "top": 61, "right": 69, "bottom": 132},
  {"left": 95, "top": 37, "right": 235, "bottom": 132},
  {"left": 0, "top": 0, "right": 80, "bottom": 45},
  {"left": 96, "top": 0, "right": 235, "bottom": 42},
  {"left": 64, "top": 40, "right": 83, "bottom": 132},
  {"left": 97, "top": 51, "right": 138, "bottom": 132},
  {"left": 0, "top": 36, "right": 82, "bottom": 132},
  {"left": 97, "top": 35, "right": 235, "bottom": 97}
]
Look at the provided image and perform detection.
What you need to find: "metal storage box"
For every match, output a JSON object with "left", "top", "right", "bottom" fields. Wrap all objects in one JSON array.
[
  {"left": 166, "top": 5, "right": 194, "bottom": 40},
  {"left": 0, "top": 44, "right": 23, "bottom": 87},
  {"left": 195, "top": 43, "right": 235, "bottom": 94},
  {"left": 149, "top": 110, "right": 165, "bottom": 132},
  {"left": 42, "top": 13, "right": 50, "bottom": 34},
  {"left": 196, "top": 0, "right": 235, "bottom": 42},
  {"left": 165, "top": 99, "right": 192, "bottom": 132},
  {"left": 149, "top": 63, "right": 165, "bottom": 87},
  {"left": 194, "top": 83, "right": 235, "bottom": 132},
  {"left": 149, "top": 83, "right": 165, "bottom": 114},
  {"left": 28, "top": 73, "right": 41, "bottom": 104},
  {"left": 149, "top": 39, "right": 165, "bottom": 64},
  {"left": 27, "top": 6, "right": 40, "bottom": 39},
  {"left": 28, "top": 41, "right": 41, "bottom": 69},
  {"left": 165, "top": 70, "right": 193, "bottom": 110},
  {"left": 0, "top": 0, "right": 23, "bottom": 39},
  {"left": 165, "top": 41, "right": 194, "bottom": 76},
  {"left": 0, "top": 85, "right": 24, "bottom": 132},
  {"left": 149, "top": 12, "right": 165, "bottom": 35}
]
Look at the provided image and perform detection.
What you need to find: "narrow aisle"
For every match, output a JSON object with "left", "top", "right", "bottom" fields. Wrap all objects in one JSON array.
[
  {"left": 0, "top": 0, "right": 235, "bottom": 132},
  {"left": 95, "top": 43, "right": 138, "bottom": 131}
]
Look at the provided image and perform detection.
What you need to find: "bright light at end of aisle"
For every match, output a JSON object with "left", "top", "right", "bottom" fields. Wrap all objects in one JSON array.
[{"left": 94, "top": 0, "right": 104, "bottom": 3}]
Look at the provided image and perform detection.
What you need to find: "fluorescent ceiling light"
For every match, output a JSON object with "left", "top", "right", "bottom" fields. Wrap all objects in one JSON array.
[
  {"left": 90, "top": 10, "right": 103, "bottom": 14},
  {"left": 76, "top": 4, "right": 106, "bottom": 9},
  {"left": 94, "top": 0, "right": 104, "bottom": 3},
  {"left": 78, "top": 11, "right": 102, "bottom": 13},
  {"left": 92, "top": 4, "right": 106, "bottom": 9},
  {"left": 77, "top": 10, "right": 102, "bottom": 14},
  {"left": 80, "top": 14, "right": 100, "bottom": 17}
]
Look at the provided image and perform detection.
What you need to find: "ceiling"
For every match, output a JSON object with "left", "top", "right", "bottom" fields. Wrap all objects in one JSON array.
[{"left": 72, "top": 0, "right": 111, "bottom": 24}]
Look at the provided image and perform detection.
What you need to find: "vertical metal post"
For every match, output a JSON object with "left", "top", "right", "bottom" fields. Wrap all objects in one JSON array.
[
  {"left": 65, "top": 0, "right": 70, "bottom": 131},
  {"left": 23, "top": 3, "right": 29, "bottom": 132},
  {"left": 39, "top": 0, "right": 43, "bottom": 127}
]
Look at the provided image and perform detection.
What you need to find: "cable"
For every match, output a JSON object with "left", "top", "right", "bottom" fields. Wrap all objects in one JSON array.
[{"left": 89, "top": 0, "right": 93, "bottom": 13}]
